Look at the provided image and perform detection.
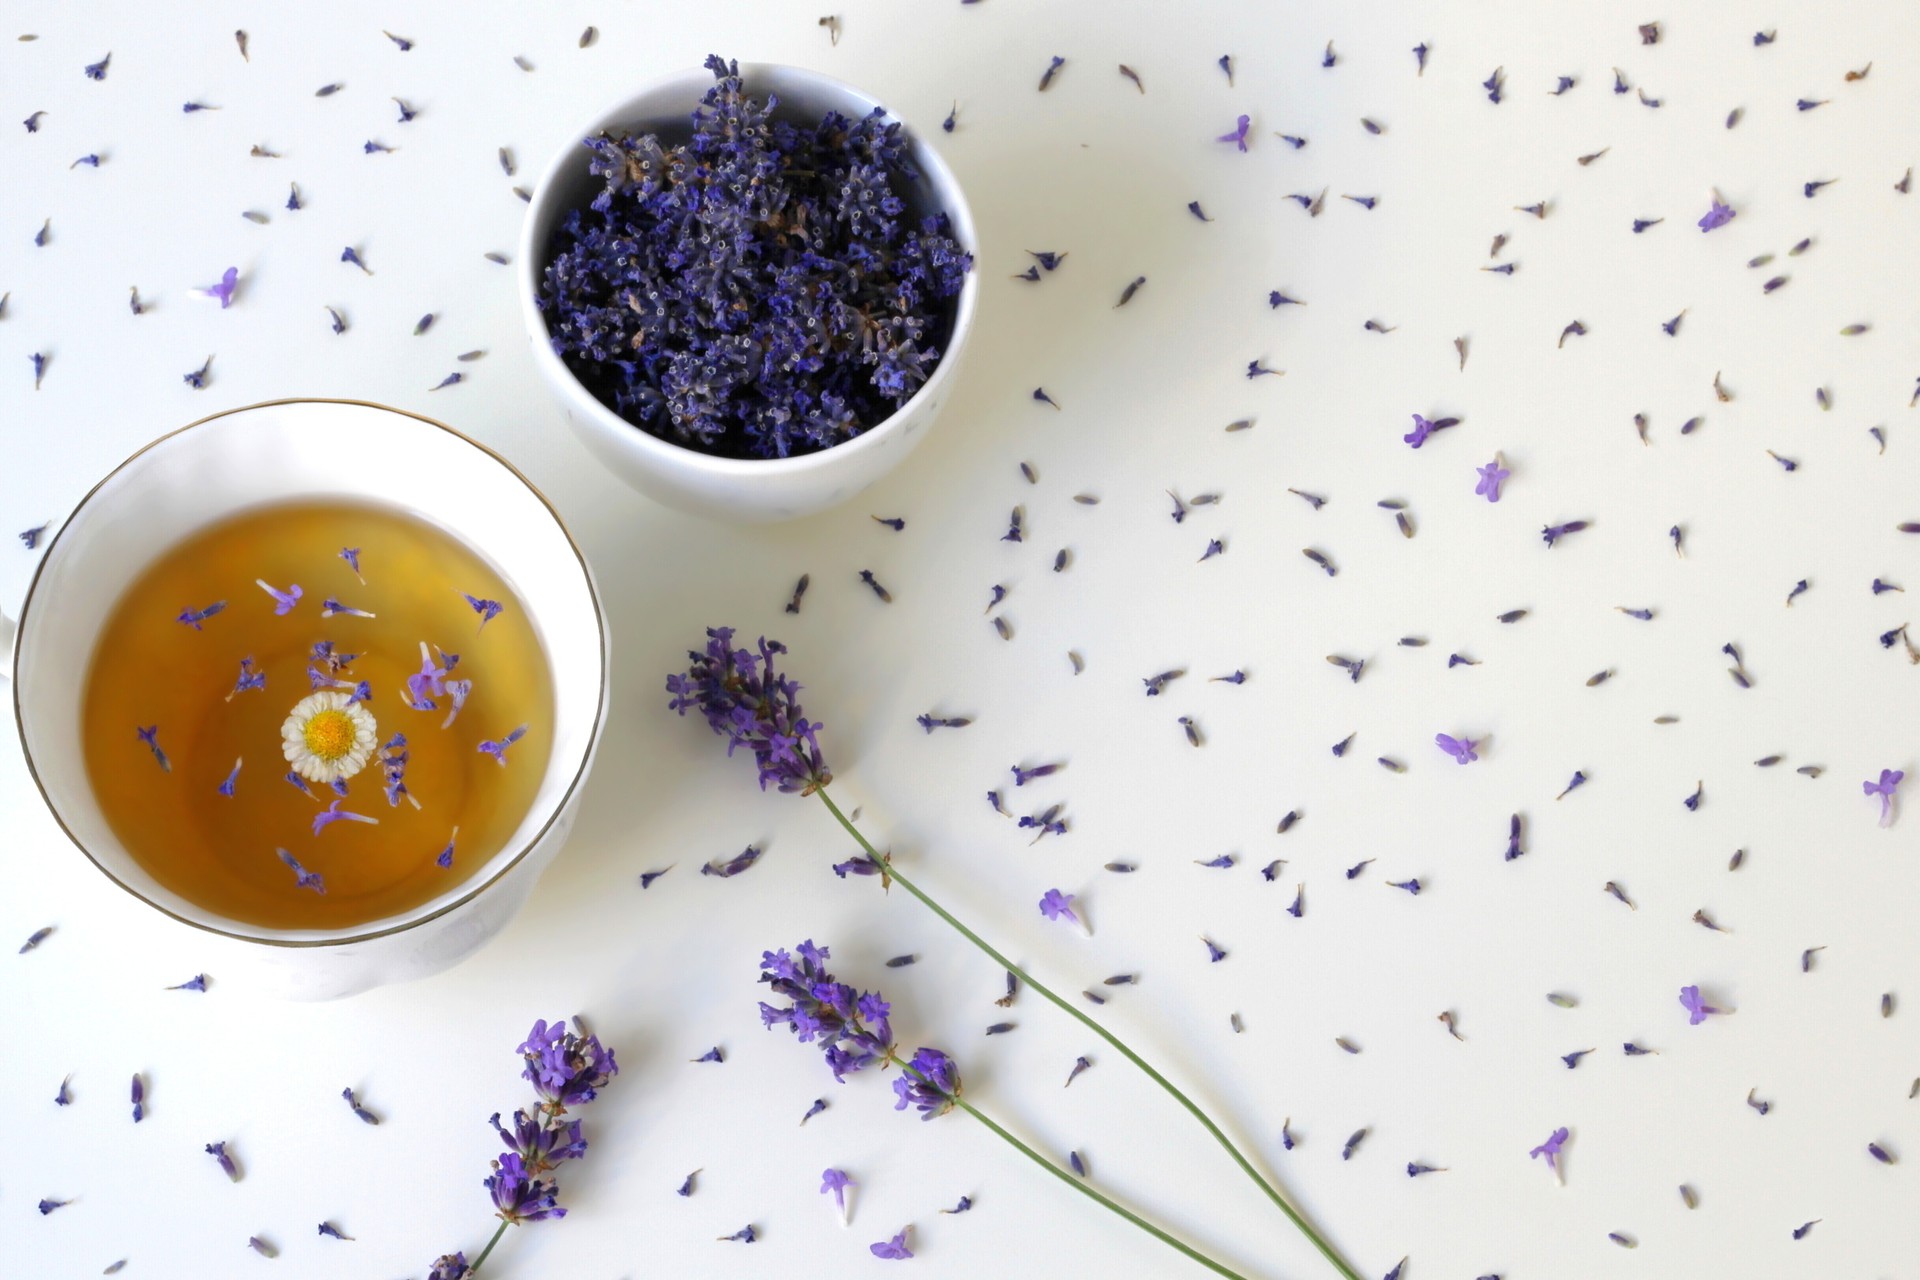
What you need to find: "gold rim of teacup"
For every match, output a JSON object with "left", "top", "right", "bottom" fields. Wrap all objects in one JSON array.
[{"left": 11, "top": 397, "right": 609, "bottom": 949}]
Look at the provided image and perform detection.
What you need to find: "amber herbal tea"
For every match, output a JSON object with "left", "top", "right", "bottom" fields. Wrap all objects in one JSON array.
[{"left": 81, "top": 499, "right": 554, "bottom": 930}]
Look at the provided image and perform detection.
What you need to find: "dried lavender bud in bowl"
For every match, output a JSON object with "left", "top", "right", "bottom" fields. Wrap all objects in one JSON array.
[{"left": 521, "top": 57, "right": 978, "bottom": 521}]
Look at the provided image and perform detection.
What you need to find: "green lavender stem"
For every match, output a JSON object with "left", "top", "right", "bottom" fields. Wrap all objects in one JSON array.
[
  {"left": 817, "top": 786, "right": 1360, "bottom": 1280},
  {"left": 954, "top": 1095, "right": 1252, "bottom": 1280},
  {"left": 467, "top": 1221, "right": 511, "bottom": 1274}
]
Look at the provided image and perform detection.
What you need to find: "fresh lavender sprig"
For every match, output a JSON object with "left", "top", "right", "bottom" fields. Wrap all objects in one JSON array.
[
  {"left": 421, "top": 1018, "right": 617, "bottom": 1278},
  {"left": 758, "top": 945, "right": 1254, "bottom": 1280},
  {"left": 673, "top": 631, "right": 1361, "bottom": 1280}
]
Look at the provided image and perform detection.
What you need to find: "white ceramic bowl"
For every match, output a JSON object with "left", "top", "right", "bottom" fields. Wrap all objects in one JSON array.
[
  {"left": 5, "top": 400, "right": 609, "bottom": 1000},
  {"left": 517, "top": 63, "right": 978, "bottom": 523}
]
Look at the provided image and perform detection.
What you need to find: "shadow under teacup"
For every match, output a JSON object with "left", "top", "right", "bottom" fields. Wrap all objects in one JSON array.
[{"left": 5, "top": 399, "right": 609, "bottom": 1000}]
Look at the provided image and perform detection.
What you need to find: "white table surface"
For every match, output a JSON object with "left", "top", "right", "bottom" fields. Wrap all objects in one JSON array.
[{"left": 5, "top": 2, "right": 1918, "bottom": 1277}]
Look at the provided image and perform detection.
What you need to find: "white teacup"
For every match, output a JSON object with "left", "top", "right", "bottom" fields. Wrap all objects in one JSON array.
[{"left": 4, "top": 399, "right": 609, "bottom": 1000}]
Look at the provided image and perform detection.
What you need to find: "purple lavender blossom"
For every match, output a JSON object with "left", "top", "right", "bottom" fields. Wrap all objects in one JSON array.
[
  {"left": 176, "top": 601, "right": 226, "bottom": 630},
  {"left": 537, "top": 57, "right": 971, "bottom": 460},
  {"left": 486, "top": 1153, "right": 564, "bottom": 1224},
  {"left": 136, "top": 725, "right": 171, "bottom": 772},
  {"left": 1699, "top": 199, "right": 1736, "bottom": 231},
  {"left": 668, "top": 628, "right": 830, "bottom": 795},
  {"left": 255, "top": 579, "right": 302, "bottom": 615},
  {"left": 312, "top": 799, "right": 378, "bottom": 836},
  {"left": 320, "top": 597, "right": 375, "bottom": 619},
  {"left": 426, "top": 1255, "right": 469, "bottom": 1280},
  {"left": 206, "top": 1140, "right": 239, "bottom": 1180},
  {"left": 702, "top": 845, "right": 762, "bottom": 878},
  {"left": 226, "top": 656, "right": 266, "bottom": 700},
  {"left": 893, "top": 1047, "right": 962, "bottom": 1120},
  {"left": 1864, "top": 769, "right": 1904, "bottom": 827},
  {"left": 276, "top": 847, "right": 325, "bottom": 893},
  {"left": 441, "top": 679, "right": 473, "bottom": 729},
  {"left": 1530, "top": 1127, "right": 1569, "bottom": 1178},
  {"left": 1435, "top": 734, "right": 1480, "bottom": 764},
  {"left": 1475, "top": 458, "right": 1510, "bottom": 501},
  {"left": 759, "top": 941, "right": 894, "bottom": 1081},
  {"left": 342, "top": 1087, "right": 380, "bottom": 1124},
  {"left": 516, "top": 1019, "right": 618, "bottom": 1118},
  {"left": 821, "top": 1167, "right": 854, "bottom": 1222},
  {"left": 477, "top": 725, "right": 529, "bottom": 767},
  {"left": 1217, "top": 115, "right": 1251, "bottom": 151},
  {"left": 492, "top": 1108, "right": 586, "bottom": 1173},
  {"left": 199, "top": 267, "right": 240, "bottom": 308},
  {"left": 1541, "top": 520, "right": 1590, "bottom": 547},
  {"left": 871, "top": 1230, "right": 914, "bottom": 1260},
  {"left": 1679, "top": 985, "right": 1721, "bottom": 1025},
  {"left": 1039, "top": 889, "right": 1080, "bottom": 927},
  {"left": 463, "top": 593, "right": 503, "bottom": 632}
]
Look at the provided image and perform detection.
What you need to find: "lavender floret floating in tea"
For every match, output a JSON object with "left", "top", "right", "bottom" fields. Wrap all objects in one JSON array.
[{"left": 536, "top": 57, "right": 972, "bottom": 460}]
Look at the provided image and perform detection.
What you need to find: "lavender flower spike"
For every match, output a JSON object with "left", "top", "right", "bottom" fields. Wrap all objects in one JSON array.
[
  {"left": 667, "top": 628, "right": 831, "bottom": 795},
  {"left": 1864, "top": 769, "right": 1904, "bottom": 827},
  {"left": 759, "top": 941, "right": 894, "bottom": 1081},
  {"left": 1530, "top": 1127, "right": 1569, "bottom": 1183}
]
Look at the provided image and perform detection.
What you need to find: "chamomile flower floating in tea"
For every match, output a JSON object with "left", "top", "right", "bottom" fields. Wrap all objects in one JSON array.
[{"left": 283, "top": 690, "right": 377, "bottom": 784}]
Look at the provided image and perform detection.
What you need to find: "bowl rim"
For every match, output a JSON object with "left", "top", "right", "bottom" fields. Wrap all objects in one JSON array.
[
  {"left": 515, "top": 60, "right": 979, "bottom": 477},
  {"left": 10, "top": 397, "right": 610, "bottom": 950}
]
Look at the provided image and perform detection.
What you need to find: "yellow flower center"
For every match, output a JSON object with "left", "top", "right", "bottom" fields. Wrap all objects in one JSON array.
[{"left": 303, "top": 709, "right": 357, "bottom": 761}]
